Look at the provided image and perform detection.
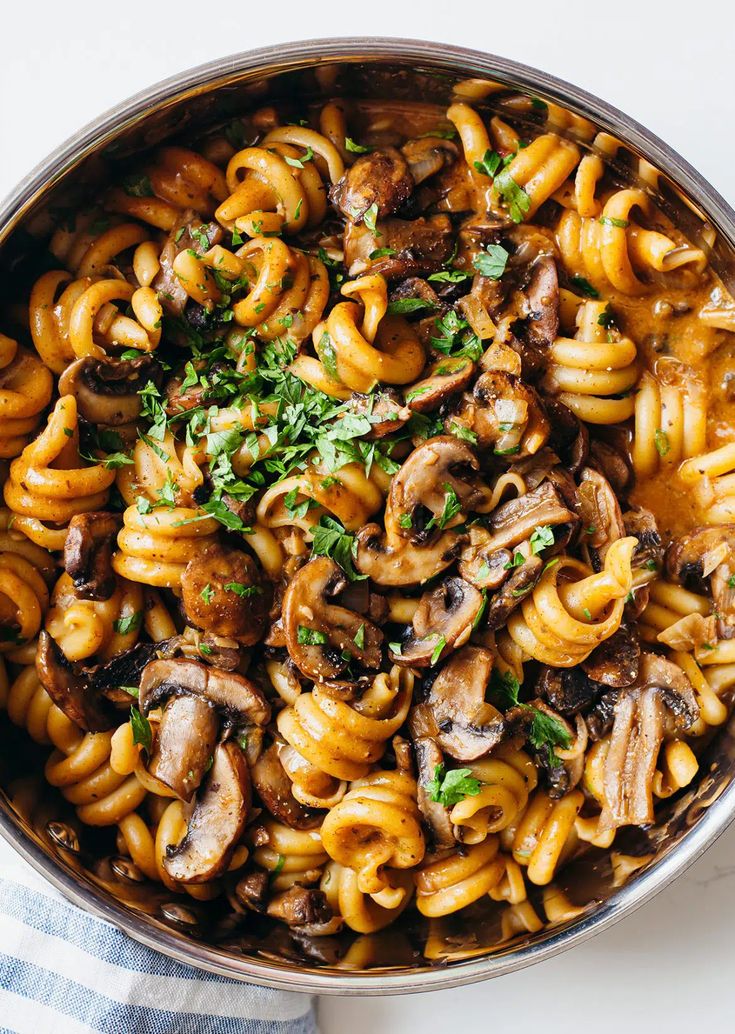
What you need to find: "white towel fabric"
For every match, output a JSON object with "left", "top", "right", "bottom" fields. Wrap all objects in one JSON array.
[{"left": 0, "top": 838, "right": 317, "bottom": 1034}]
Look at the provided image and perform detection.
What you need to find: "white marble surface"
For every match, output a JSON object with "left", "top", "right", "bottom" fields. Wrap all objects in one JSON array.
[{"left": 2, "top": 2, "right": 734, "bottom": 1030}]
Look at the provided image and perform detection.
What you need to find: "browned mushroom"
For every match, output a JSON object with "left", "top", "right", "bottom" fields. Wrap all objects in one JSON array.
[
  {"left": 355, "top": 522, "right": 463, "bottom": 587},
  {"left": 343, "top": 215, "right": 453, "bottom": 279},
  {"left": 139, "top": 657, "right": 270, "bottom": 800},
  {"left": 537, "top": 666, "right": 600, "bottom": 717},
  {"left": 589, "top": 437, "right": 633, "bottom": 495},
  {"left": 36, "top": 631, "right": 116, "bottom": 731},
  {"left": 139, "top": 658, "right": 271, "bottom": 725},
  {"left": 480, "top": 481, "right": 578, "bottom": 554},
  {"left": 391, "top": 577, "right": 483, "bottom": 667},
  {"left": 410, "top": 646, "right": 504, "bottom": 760},
  {"left": 582, "top": 623, "right": 641, "bottom": 687},
  {"left": 667, "top": 525, "right": 735, "bottom": 638},
  {"left": 577, "top": 467, "right": 626, "bottom": 569},
  {"left": 234, "top": 869, "right": 269, "bottom": 913},
  {"left": 408, "top": 356, "right": 476, "bottom": 413},
  {"left": 153, "top": 211, "right": 224, "bottom": 316},
  {"left": 148, "top": 695, "right": 219, "bottom": 802},
  {"left": 281, "top": 557, "right": 383, "bottom": 680},
  {"left": 520, "top": 255, "right": 560, "bottom": 350},
  {"left": 164, "top": 741, "right": 251, "bottom": 883},
  {"left": 458, "top": 527, "right": 513, "bottom": 590},
  {"left": 484, "top": 554, "right": 543, "bottom": 631},
  {"left": 58, "top": 355, "right": 159, "bottom": 426},
  {"left": 413, "top": 736, "right": 456, "bottom": 851},
  {"left": 598, "top": 653, "right": 699, "bottom": 831},
  {"left": 387, "top": 436, "right": 494, "bottom": 536},
  {"left": 545, "top": 398, "right": 589, "bottom": 475},
  {"left": 251, "top": 743, "right": 322, "bottom": 830},
  {"left": 401, "top": 136, "right": 458, "bottom": 186},
  {"left": 330, "top": 148, "right": 414, "bottom": 223},
  {"left": 451, "top": 370, "right": 550, "bottom": 458},
  {"left": 266, "top": 885, "right": 333, "bottom": 928},
  {"left": 181, "top": 543, "right": 266, "bottom": 645},
  {"left": 624, "top": 506, "right": 664, "bottom": 582},
  {"left": 64, "top": 512, "right": 120, "bottom": 601}
]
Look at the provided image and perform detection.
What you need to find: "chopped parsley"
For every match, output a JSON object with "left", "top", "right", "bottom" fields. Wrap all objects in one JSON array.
[
  {"left": 654, "top": 429, "right": 670, "bottom": 457},
  {"left": 473, "top": 244, "right": 509, "bottom": 280},
  {"left": 570, "top": 275, "right": 600, "bottom": 298},
  {"left": 200, "top": 584, "right": 215, "bottom": 605},
  {"left": 363, "top": 202, "right": 380, "bottom": 234},
  {"left": 430, "top": 635, "right": 447, "bottom": 665},
  {"left": 297, "top": 626, "right": 328, "bottom": 645},
  {"left": 345, "top": 137, "right": 369, "bottom": 153},
  {"left": 353, "top": 624, "right": 366, "bottom": 649},
  {"left": 113, "top": 611, "right": 143, "bottom": 635},
  {"left": 425, "top": 763, "right": 482, "bottom": 807},
  {"left": 310, "top": 515, "right": 365, "bottom": 581},
  {"left": 130, "top": 707, "right": 152, "bottom": 753},
  {"left": 473, "top": 149, "right": 502, "bottom": 178},
  {"left": 494, "top": 168, "right": 531, "bottom": 223},
  {"left": 489, "top": 670, "right": 572, "bottom": 764},
  {"left": 529, "top": 525, "right": 555, "bottom": 554},
  {"left": 224, "top": 581, "right": 262, "bottom": 598}
]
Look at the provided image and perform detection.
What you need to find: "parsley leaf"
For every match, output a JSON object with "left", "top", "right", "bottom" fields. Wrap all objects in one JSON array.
[
  {"left": 297, "top": 626, "right": 328, "bottom": 645},
  {"left": 654, "top": 429, "right": 670, "bottom": 457},
  {"left": 363, "top": 202, "right": 380, "bottom": 234},
  {"left": 570, "top": 275, "right": 600, "bottom": 298},
  {"left": 425, "top": 763, "right": 482, "bottom": 807},
  {"left": 430, "top": 635, "right": 447, "bottom": 665},
  {"left": 473, "top": 149, "right": 502, "bottom": 178},
  {"left": 386, "top": 297, "right": 437, "bottom": 316},
  {"left": 345, "top": 137, "right": 369, "bottom": 154},
  {"left": 494, "top": 168, "right": 531, "bottom": 223},
  {"left": 473, "top": 244, "right": 509, "bottom": 280},
  {"left": 310, "top": 515, "right": 365, "bottom": 581},
  {"left": 113, "top": 611, "right": 143, "bottom": 635},
  {"left": 529, "top": 525, "right": 555, "bottom": 554},
  {"left": 224, "top": 581, "right": 262, "bottom": 598},
  {"left": 426, "top": 483, "right": 462, "bottom": 531},
  {"left": 130, "top": 707, "right": 152, "bottom": 753}
]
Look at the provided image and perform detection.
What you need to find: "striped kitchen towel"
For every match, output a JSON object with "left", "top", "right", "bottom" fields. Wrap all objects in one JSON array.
[{"left": 0, "top": 839, "right": 317, "bottom": 1034}]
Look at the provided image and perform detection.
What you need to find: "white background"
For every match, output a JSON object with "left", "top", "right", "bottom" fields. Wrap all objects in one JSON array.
[{"left": 2, "top": 2, "right": 734, "bottom": 1031}]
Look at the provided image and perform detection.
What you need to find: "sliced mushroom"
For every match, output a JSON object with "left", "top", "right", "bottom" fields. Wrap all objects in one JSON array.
[
  {"left": 330, "top": 147, "right": 414, "bottom": 223},
  {"left": 537, "top": 666, "right": 600, "bottom": 717},
  {"left": 266, "top": 885, "right": 333, "bottom": 928},
  {"left": 589, "top": 437, "right": 633, "bottom": 496},
  {"left": 545, "top": 398, "right": 589, "bottom": 475},
  {"left": 164, "top": 741, "right": 251, "bottom": 883},
  {"left": 64, "top": 512, "right": 120, "bottom": 601},
  {"left": 181, "top": 544, "right": 267, "bottom": 645},
  {"left": 388, "top": 436, "right": 494, "bottom": 536},
  {"left": 408, "top": 355, "right": 475, "bottom": 413},
  {"left": 251, "top": 743, "right": 322, "bottom": 830},
  {"left": 355, "top": 522, "right": 463, "bottom": 586},
  {"left": 413, "top": 736, "right": 456, "bottom": 851},
  {"left": 401, "top": 136, "right": 458, "bottom": 186},
  {"left": 139, "top": 658, "right": 271, "bottom": 727},
  {"left": 520, "top": 255, "right": 560, "bottom": 350},
  {"left": 391, "top": 577, "right": 483, "bottom": 667},
  {"left": 148, "top": 695, "right": 219, "bottom": 802},
  {"left": 458, "top": 527, "right": 513, "bottom": 590},
  {"left": 343, "top": 215, "right": 453, "bottom": 279},
  {"left": 577, "top": 467, "right": 626, "bottom": 570},
  {"left": 624, "top": 506, "right": 664, "bottom": 581},
  {"left": 481, "top": 481, "right": 578, "bottom": 554},
  {"left": 36, "top": 630, "right": 116, "bottom": 732},
  {"left": 410, "top": 645, "right": 504, "bottom": 761},
  {"left": 599, "top": 653, "right": 699, "bottom": 831},
  {"left": 234, "top": 870, "right": 269, "bottom": 913},
  {"left": 667, "top": 525, "right": 735, "bottom": 638},
  {"left": 582, "top": 623, "right": 640, "bottom": 687},
  {"left": 88, "top": 640, "right": 159, "bottom": 695},
  {"left": 451, "top": 370, "right": 550, "bottom": 457},
  {"left": 58, "top": 355, "right": 159, "bottom": 425},
  {"left": 281, "top": 557, "right": 383, "bottom": 680},
  {"left": 484, "top": 554, "right": 543, "bottom": 631}
]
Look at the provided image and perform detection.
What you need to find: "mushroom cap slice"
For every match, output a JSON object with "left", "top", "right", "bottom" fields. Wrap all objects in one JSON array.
[
  {"left": 392, "top": 577, "right": 483, "bottom": 667},
  {"left": 667, "top": 525, "right": 735, "bottom": 638},
  {"left": 409, "top": 356, "right": 475, "bottom": 414},
  {"left": 577, "top": 467, "right": 626, "bottom": 568},
  {"left": 58, "top": 355, "right": 159, "bottom": 426},
  {"left": 139, "top": 658, "right": 271, "bottom": 727},
  {"left": 355, "top": 522, "right": 462, "bottom": 587},
  {"left": 418, "top": 645, "right": 505, "bottom": 761},
  {"left": 581, "top": 622, "right": 640, "bottom": 687},
  {"left": 522, "top": 255, "right": 560, "bottom": 350},
  {"left": 281, "top": 556, "right": 383, "bottom": 680},
  {"left": 481, "top": 481, "right": 578, "bottom": 554},
  {"left": 330, "top": 147, "right": 414, "bottom": 223},
  {"left": 164, "top": 741, "right": 251, "bottom": 884},
  {"left": 251, "top": 743, "right": 322, "bottom": 830},
  {"left": 453, "top": 371, "right": 550, "bottom": 458},
  {"left": 181, "top": 544, "right": 267, "bottom": 645},
  {"left": 64, "top": 511, "right": 121, "bottom": 601},
  {"left": 148, "top": 695, "right": 219, "bottom": 802},
  {"left": 36, "top": 630, "right": 116, "bottom": 732}
]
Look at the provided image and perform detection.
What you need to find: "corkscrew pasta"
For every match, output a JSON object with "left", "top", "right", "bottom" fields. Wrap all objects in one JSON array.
[{"left": 1, "top": 87, "right": 733, "bottom": 956}]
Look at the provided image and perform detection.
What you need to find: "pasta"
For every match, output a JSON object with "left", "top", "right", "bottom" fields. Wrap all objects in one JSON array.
[{"left": 1, "top": 88, "right": 733, "bottom": 955}]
